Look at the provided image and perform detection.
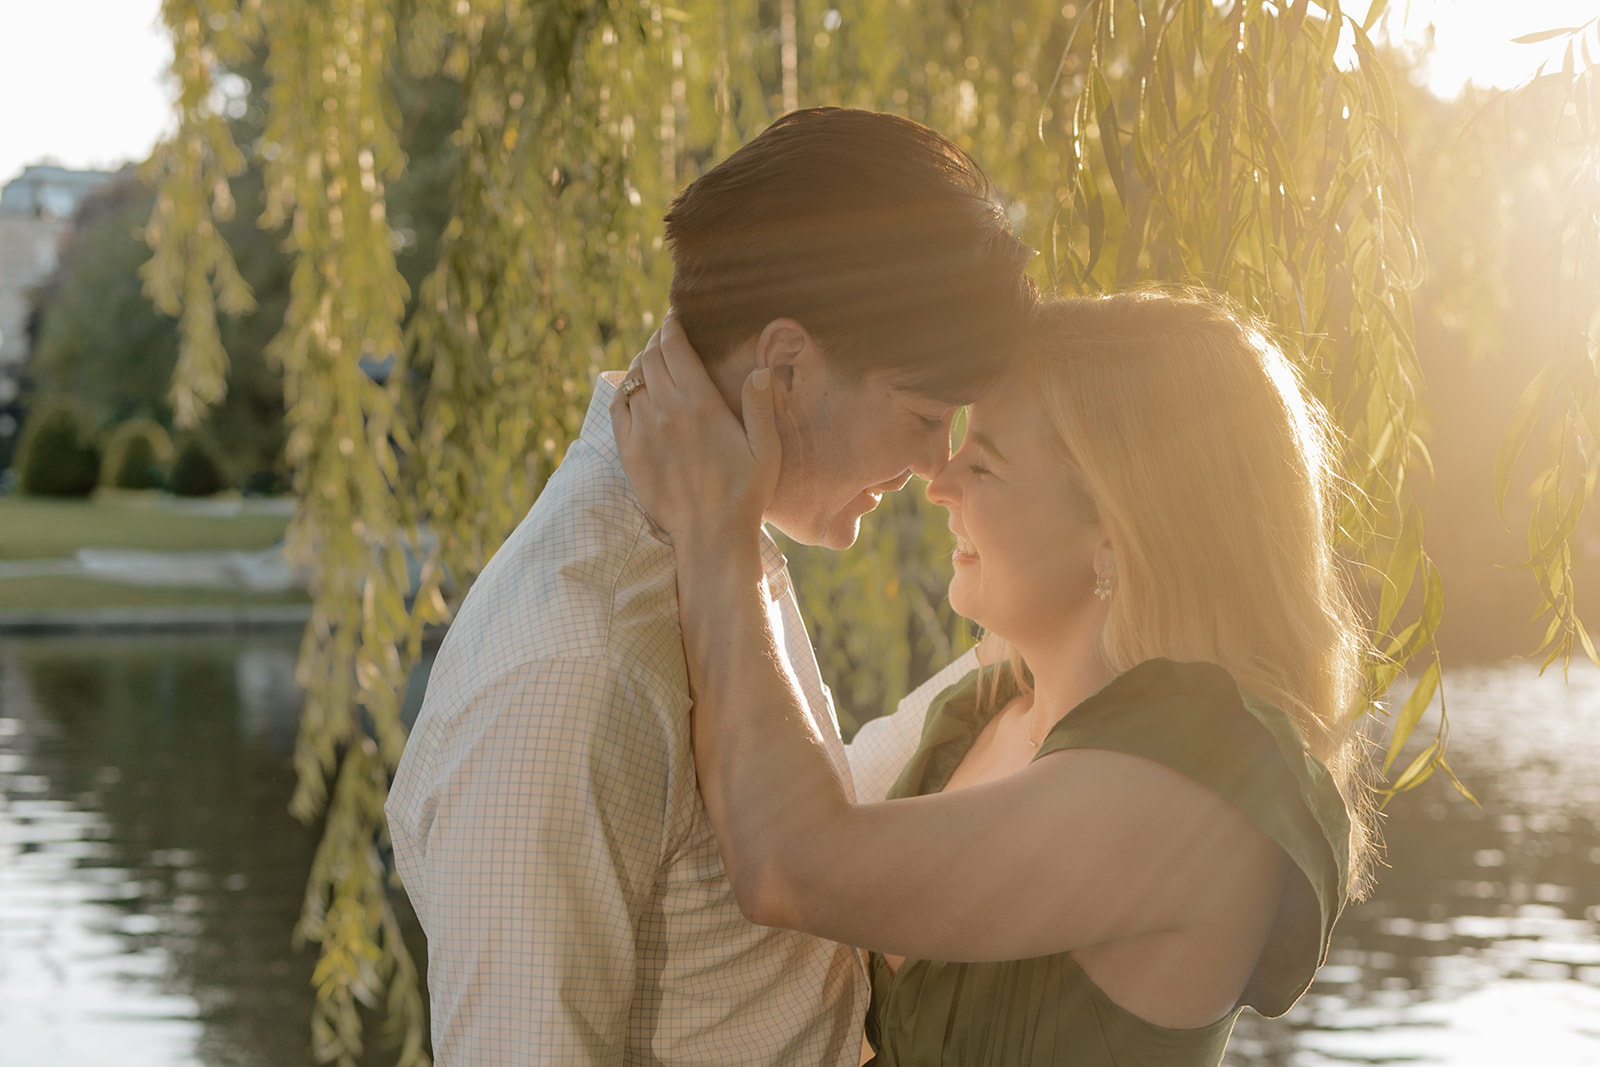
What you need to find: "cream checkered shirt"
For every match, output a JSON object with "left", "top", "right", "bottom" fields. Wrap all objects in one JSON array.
[{"left": 389, "top": 372, "right": 946, "bottom": 1066}]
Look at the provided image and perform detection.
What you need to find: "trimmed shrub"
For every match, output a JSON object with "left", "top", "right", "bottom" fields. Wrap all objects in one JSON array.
[
  {"left": 15, "top": 402, "right": 100, "bottom": 497},
  {"left": 113, "top": 435, "right": 158, "bottom": 489},
  {"left": 169, "top": 435, "right": 228, "bottom": 497},
  {"left": 101, "top": 418, "right": 175, "bottom": 490}
]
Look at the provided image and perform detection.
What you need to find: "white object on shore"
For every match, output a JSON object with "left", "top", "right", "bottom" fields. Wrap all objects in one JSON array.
[
  {"left": 0, "top": 525, "right": 437, "bottom": 596},
  {"left": 73, "top": 545, "right": 306, "bottom": 593}
]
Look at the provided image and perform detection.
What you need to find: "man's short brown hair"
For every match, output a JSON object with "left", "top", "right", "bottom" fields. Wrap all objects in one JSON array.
[{"left": 664, "top": 108, "right": 1036, "bottom": 404}]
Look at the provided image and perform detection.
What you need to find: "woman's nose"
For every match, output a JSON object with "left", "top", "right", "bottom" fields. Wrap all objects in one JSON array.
[{"left": 925, "top": 462, "right": 958, "bottom": 509}]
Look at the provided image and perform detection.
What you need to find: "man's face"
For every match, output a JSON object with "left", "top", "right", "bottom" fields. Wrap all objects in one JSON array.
[{"left": 763, "top": 351, "right": 960, "bottom": 550}]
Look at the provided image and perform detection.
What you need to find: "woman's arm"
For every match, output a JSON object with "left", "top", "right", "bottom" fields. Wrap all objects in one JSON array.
[
  {"left": 686, "top": 547, "right": 1280, "bottom": 961},
  {"left": 613, "top": 319, "right": 1285, "bottom": 963}
]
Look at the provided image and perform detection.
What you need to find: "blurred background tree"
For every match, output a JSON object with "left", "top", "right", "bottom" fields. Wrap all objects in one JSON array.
[
  {"left": 139, "top": 0, "right": 1598, "bottom": 1063},
  {"left": 24, "top": 168, "right": 287, "bottom": 485},
  {"left": 22, "top": 42, "right": 462, "bottom": 494}
]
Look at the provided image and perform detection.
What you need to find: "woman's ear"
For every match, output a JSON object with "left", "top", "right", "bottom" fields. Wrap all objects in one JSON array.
[{"left": 1093, "top": 541, "right": 1116, "bottom": 582}]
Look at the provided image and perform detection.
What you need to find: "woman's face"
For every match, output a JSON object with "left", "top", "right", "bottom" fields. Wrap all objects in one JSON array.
[{"left": 925, "top": 368, "right": 1111, "bottom": 649}]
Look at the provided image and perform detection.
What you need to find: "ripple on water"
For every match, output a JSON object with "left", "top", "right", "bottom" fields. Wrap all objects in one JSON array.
[
  {"left": 0, "top": 795, "right": 207, "bottom": 1066},
  {"left": 1296, "top": 980, "right": 1600, "bottom": 1066},
  {"left": 1229, "top": 660, "right": 1600, "bottom": 1066},
  {"left": 0, "top": 632, "right": 405, "bottom": 1067},
  {"left": 0, "top": 645, "right": 210, "bottom": 1066}
]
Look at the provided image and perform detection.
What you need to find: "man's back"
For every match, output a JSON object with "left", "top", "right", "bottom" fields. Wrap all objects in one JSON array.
[{"left": 386, "top": 374, "right": 867, "bottom": 1065}]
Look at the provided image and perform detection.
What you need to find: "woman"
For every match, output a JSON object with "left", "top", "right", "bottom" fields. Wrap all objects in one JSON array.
[{"left": 612, "top": 290, "right": 1376, "bottom": 1065}]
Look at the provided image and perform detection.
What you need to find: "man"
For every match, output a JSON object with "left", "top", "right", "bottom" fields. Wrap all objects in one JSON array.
[{"left": 386, "top": 107, "right": 1034, "bottom": 1065}]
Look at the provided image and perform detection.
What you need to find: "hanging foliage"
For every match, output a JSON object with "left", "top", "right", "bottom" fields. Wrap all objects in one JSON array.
[
  {"left": 1041, "top": 0, "right": 1451, "bottom": 794},
  {"left": 1490, "top": 17, "right": 1600, "bottom": 675},
  {"left": 141, "top": 1, "right": 1600, "bottom": 1062},
  {"left": 142, "top": 0, "right": 260, "bottom": 429}
]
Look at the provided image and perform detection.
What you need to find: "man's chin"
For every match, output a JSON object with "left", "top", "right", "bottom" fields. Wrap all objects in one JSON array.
[
  {"left": 765, "top": 513, "right": 863, "bottom": 551},
  {"left": 815, "top": 522, "right": 863, "bottom": 551}
]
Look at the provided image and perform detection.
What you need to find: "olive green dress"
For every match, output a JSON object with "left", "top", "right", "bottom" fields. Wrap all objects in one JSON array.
[{"left": 863, "top": 658, "right": 1351, "bottom": 1067}]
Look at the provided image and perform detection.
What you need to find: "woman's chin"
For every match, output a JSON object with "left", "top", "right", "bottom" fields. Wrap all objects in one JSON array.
[{"left": 945, "top": 585, "right": 982, "bottom": 631}]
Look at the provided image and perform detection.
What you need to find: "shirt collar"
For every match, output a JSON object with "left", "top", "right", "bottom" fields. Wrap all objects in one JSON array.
[
  {"left": 758, "top": 529, "right": 790, "bottom": 601},
  {"left": 583, "top": 372, "right": 628, "bottom": 471},
  {"left": 588, "top": 373, "right": 791, "bottom": 603}
]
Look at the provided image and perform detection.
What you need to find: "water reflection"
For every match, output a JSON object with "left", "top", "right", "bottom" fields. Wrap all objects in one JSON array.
[
  {"left": 1227, "top": 662, "right": 1600, "bottom": 1066},
  {"left": 2, "top": 636, "right": 1597, "bottom": 1065},
  {"left": 0, "top": 633, "right": 426, "bottom": 1067}
]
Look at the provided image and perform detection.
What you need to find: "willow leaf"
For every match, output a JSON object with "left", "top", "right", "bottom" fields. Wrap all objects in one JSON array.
[
  {"left": 1383, "top": 739, "right": 1439, "bottom": 799},
  {"left": 1359, "top": 0, "right": 1388, "bottom": 34},
  {"left": 1091, "top": 64, "right": 1127, "bottom": 203},
  {"left": 1377, "top": 506, "right": 1422, "bottom": 635},
  {"left": 1383, "top": 658, "right": 1439, "bottom": 775},
  {"left": 1495, "top": 360, "right": 1559, "bottom": 515},
  {"left": 1512, "top": 27, "right": 1586, "bottom": 45}
]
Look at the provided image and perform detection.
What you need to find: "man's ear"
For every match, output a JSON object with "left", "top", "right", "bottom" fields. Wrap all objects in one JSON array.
[{"left": 754, "top": 318, "right": 813, "bottom": 416}]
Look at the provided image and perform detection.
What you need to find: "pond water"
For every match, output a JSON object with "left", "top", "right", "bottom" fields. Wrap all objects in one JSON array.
[
  {"left": 0, "top": 632, "right": 427, "bottom": 1067},
  {"left": 1, "top": 633, "right": 1597, "bottom": 1065}
]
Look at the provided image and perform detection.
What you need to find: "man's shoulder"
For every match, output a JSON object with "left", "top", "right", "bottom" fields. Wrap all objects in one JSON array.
[
  {"left": 416, "top": 650, "right": 684, "bottom": 742},
  {"left": 419, "top": 444, "right": 685, "bottom": 722}
]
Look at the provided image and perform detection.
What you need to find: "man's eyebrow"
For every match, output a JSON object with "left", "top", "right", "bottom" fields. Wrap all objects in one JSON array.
[{"left": 969, "top": 429, "right": 1008, "bottom": 463}]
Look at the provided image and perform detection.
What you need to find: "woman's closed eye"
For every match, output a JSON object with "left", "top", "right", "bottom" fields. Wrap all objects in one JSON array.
[{"left": 967, "top": 462, "right": 992, "bottom": 478}]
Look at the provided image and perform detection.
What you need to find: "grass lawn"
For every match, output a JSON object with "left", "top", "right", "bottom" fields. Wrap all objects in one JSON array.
[
  {"left": 0, "top": 576, "right": 310, "bottom": 612},
  {"left": 0, "top": 494, "right": 292, "bottom": 560},
  {"left": 0, "top": 494, "right": 308, "bottom": 613}
]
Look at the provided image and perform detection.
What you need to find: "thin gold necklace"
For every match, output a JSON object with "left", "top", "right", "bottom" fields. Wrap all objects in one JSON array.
[{"left": 1024, "top": 696, "right": 1043, "bottom": 748}]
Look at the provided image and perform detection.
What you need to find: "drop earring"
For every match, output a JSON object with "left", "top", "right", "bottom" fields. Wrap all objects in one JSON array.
[{"left": 1094, "top": 569, "right": 1114, "bottom": 602}]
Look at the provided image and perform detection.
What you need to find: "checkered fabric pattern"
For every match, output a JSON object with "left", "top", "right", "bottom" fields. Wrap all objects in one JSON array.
[{"left": 387, "top": 373, "right": 871, "bottom": 1066}]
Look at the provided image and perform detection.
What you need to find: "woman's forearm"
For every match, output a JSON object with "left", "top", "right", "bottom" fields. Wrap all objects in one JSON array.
[{"left": 675, "top": 533, "right": 852, "bottom": 926}]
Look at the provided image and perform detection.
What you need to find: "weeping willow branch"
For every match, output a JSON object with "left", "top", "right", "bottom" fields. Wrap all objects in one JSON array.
[
  {"left": 1493, "top": 17, "right": 1600, "bottom": 679},
  {"left": 142, "top": 0, "right": 260, "bottom": 428}
]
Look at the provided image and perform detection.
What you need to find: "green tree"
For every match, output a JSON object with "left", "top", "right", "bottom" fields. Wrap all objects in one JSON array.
[
  {"left": 25, "top": 170, "right": 285, "bottom": 480},
  {"left": 143, "top": 1, "right": 1598, "bottom": 1063}
]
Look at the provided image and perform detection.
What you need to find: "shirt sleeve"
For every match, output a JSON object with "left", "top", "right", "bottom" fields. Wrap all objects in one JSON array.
[
  {"left": 846, "top": 648, "right": 980, "bottom": 804},
  {"left": 386, "top": 655, "right": 679, "bottom": 1066}
]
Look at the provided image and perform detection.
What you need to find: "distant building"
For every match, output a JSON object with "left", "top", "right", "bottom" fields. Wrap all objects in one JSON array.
[{"left": 0, "top": 164, "right": 116, "bottom": 457}]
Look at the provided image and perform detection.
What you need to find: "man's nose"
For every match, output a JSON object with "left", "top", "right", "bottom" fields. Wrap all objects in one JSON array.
[
  {"left": 910, "top": 432, "right": 952, "bottom": 481},
  {"left": 924, "top": 459, "right": 956, "bottom": 508}
]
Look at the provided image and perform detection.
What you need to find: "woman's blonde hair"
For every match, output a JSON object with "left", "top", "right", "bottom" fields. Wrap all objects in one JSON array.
[{"left": 997, "top": 290, "right": 1378, "bottom": 898}]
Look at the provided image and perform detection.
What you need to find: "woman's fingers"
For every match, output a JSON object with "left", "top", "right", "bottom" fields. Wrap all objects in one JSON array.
[
  {"left": 612, "top": 313, "right": 780, "bottom": 540},
  {"left": 638, "top": 321, "right": 674, "bottom": 392},
  {"left": 741, "top": 367, "right": 783, "bottom": 509},
  {"left": 610, "top": 346, "right": 652, "bottom": 451},
  {"left": 634, "top": 312, "right": 729, "bottom": 430},
  {"left": 658, "top": 310, "right": 703, "bottom": 392},
  {"left": 741, "top": 368, "right": 780, "bottom": 471}
]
